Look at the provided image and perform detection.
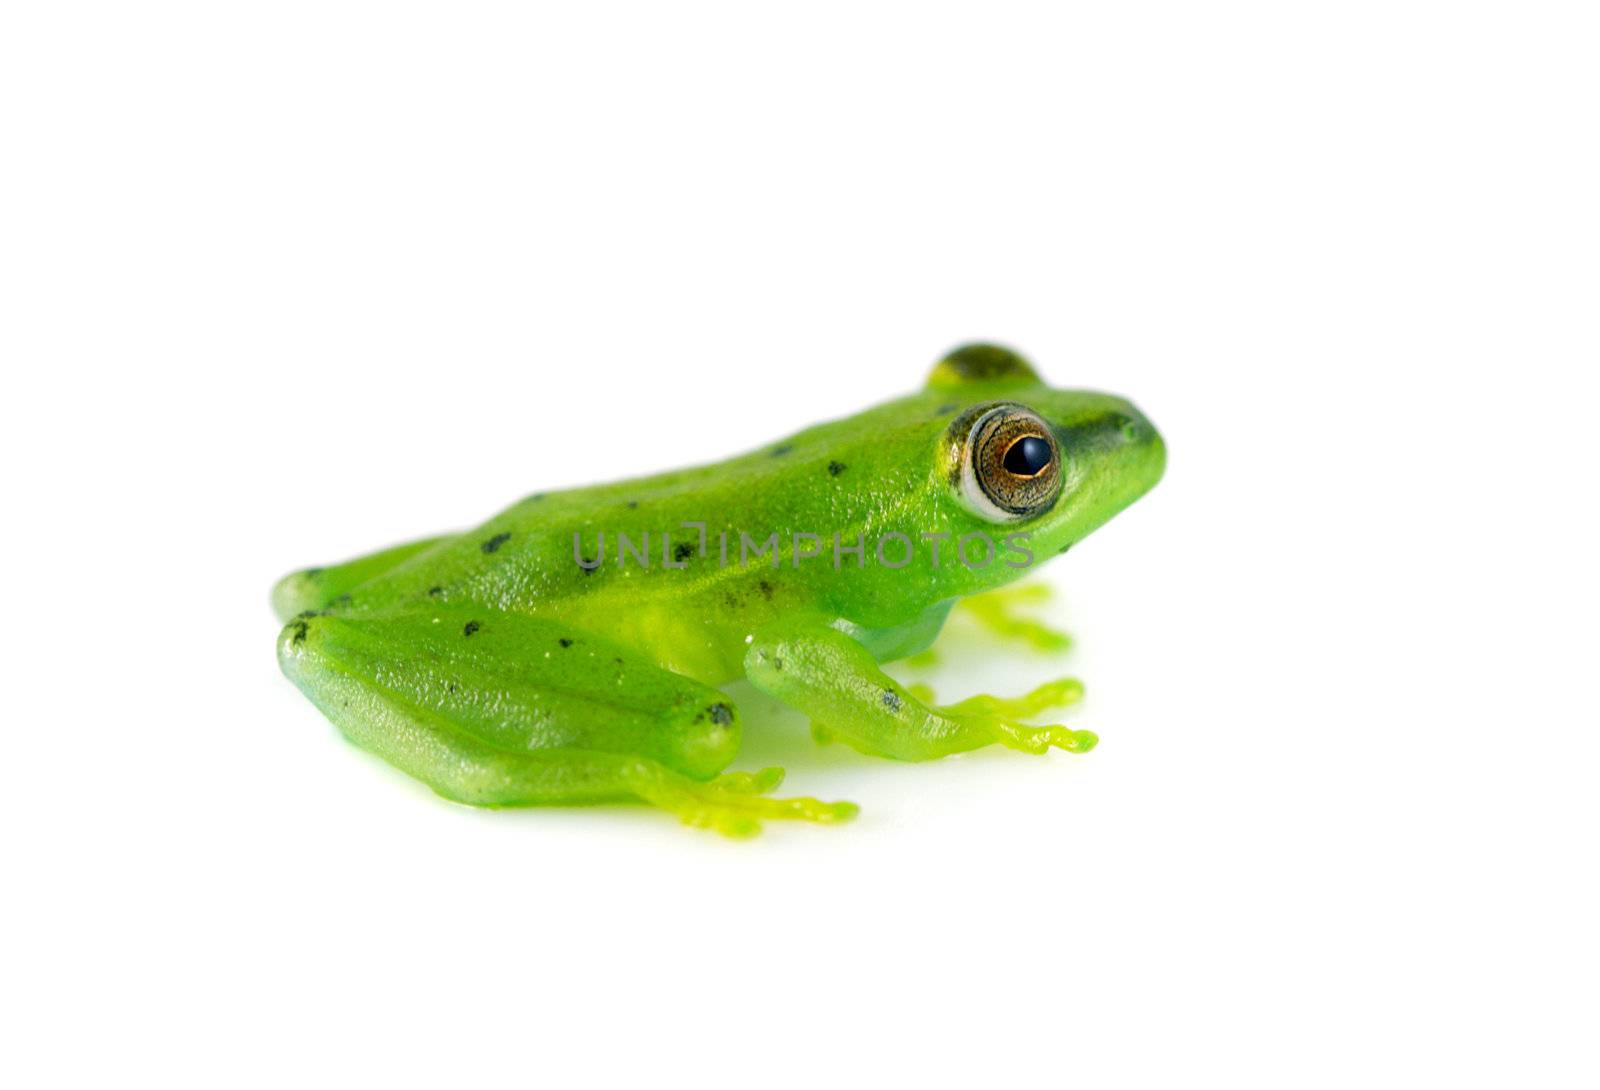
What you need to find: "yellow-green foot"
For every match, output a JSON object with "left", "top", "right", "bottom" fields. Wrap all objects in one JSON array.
[
  {"left": 957, "top": 582, "right": 1072, "bottom": 652},
  {"left": 627, "top": 763, "right": 859, "bottom": 837},
  {"left": 938, "top": 677, "right": 1095, "bottom": 754}
]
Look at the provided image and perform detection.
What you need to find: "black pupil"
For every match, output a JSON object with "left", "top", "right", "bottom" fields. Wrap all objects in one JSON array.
[{"left": 1003, "top": 435, "right": 1053, "bottom": 476}]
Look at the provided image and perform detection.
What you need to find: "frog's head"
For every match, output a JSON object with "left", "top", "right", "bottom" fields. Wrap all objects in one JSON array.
[{"left": 918, "top": 343, "right": 1165, "bottom": 595}]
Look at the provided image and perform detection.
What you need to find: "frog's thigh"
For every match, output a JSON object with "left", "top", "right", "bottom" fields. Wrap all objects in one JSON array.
[
  {"left": 278, "top": 609, "right": 854, "bottom": 833},
  {"left": 279, "top": 606, "right": 742, "bottom": 779}
]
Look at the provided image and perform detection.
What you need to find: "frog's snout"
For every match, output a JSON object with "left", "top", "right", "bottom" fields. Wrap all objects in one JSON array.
[
  {"left": 1059, "top": 398, "right": 1165, "bottom": 500},
  {"left": 1113, "top": 402, "right": 1165, "bottom": 492}
]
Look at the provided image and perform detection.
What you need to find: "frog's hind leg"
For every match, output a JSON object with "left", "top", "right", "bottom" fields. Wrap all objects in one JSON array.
[
  {"left": 277, "top": 607, "right": 855, "bottom": 836},
  {"left": 272, "top": 535, "right": 455, "bottom": 622}
]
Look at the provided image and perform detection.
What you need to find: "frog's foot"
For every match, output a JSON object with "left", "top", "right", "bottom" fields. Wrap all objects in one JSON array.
[
  {"left": 957, "top": 582, "right": 1072, "bottom": 653},
  {"left": 935, "top": 677, "right": 1094, "bottom": 754},
  {"left": 624, "top": 762, "right": 859, "bottom": 838}
]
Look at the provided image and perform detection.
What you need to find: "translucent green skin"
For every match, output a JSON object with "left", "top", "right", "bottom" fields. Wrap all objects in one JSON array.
[{"left": 274, "top": 345, "right": 1165, "bottom": 835}]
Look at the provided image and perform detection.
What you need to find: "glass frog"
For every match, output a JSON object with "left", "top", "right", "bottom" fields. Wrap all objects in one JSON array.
[{"left": 274, "top": 344, "right": 1165, "bottom": 835}]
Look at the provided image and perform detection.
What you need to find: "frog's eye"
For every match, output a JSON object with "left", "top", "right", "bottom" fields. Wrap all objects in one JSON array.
[{"left": 958, "top": 404, "right": 1064, "bottom": 521}]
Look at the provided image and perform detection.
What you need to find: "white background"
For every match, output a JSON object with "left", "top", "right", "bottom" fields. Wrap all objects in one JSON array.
[{"left": 4, "top": 2, "right": 1596, "bottom": 1086}]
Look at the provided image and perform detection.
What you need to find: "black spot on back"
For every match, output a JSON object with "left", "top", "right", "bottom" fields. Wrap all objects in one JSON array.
[
  {"left": 674, "top": 542, "right": 694, "bottom": 562},
  {"left": 558, "top": 638, "right": 573, "bottom": 648},
  {"left": 463, "top": 620, "right": 481, "bottom": 637},
  {"left": 427, "top": 585, "right": 443, "bottom": 597},
  {"left": 881, "top": 689, "right": 903, "bottom": 712},
  {"left": 757, "top": 579, "right": 775, "bottom": 600},
  {"left": 707, "top": 703, "right": 733, "bottom": 726},
  {"left": 481, "top": 532, "right": 512, "bottom": 554},
  {"left": 827, "top": 461, "right": 846, "bottom": 477},
  {"left": 771, "top": 444, "right": 794, "bottom": 457}
]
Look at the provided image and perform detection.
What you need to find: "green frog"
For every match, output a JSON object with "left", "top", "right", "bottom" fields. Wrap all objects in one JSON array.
[{"left": 274, "top": 344, "right": 1165, "bottom": 835}]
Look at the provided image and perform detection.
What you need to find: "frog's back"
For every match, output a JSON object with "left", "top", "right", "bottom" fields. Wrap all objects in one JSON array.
[{"left": 276, "top": 393, "right": 948, "bottom": 679}]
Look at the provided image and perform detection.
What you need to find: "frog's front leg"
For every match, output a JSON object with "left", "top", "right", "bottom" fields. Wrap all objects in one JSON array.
[
  {"left": 744, "top": 621, "right": 1095, "bottom": 761},
  {"left": 278, "top": 607, "right": 855, "bottom": 836}
]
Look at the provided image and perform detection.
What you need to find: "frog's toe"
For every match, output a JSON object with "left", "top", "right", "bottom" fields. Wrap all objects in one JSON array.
[
  {"left": 679, "top": 807, "right": 763, "bottom": 838},
  {"left": 939, "top": 677, "right": 1083, "bottom": 720},
  {"left": 670, "top": 790, "right": 859, "bottom": 837},
  {"left": 625, "top": 762, "right": 857, "bottom": 837},
  {"left": 704, "top": 787, "right": 860, "bottom": 827},
  {"left": 820, "top": 799, "right": 861, "bottom": 823},
  {"left": 745, "top": 793, "right": 859, "bottom": 824},
  {"left": 990, "top": 721, "right": 1099, "bottom": 755},
  {"left": 938, "top": 677, "right": 1094, "bottom": 755},
  {"left": 710, "top": 767, "right": 786, "bottom": 795}
]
